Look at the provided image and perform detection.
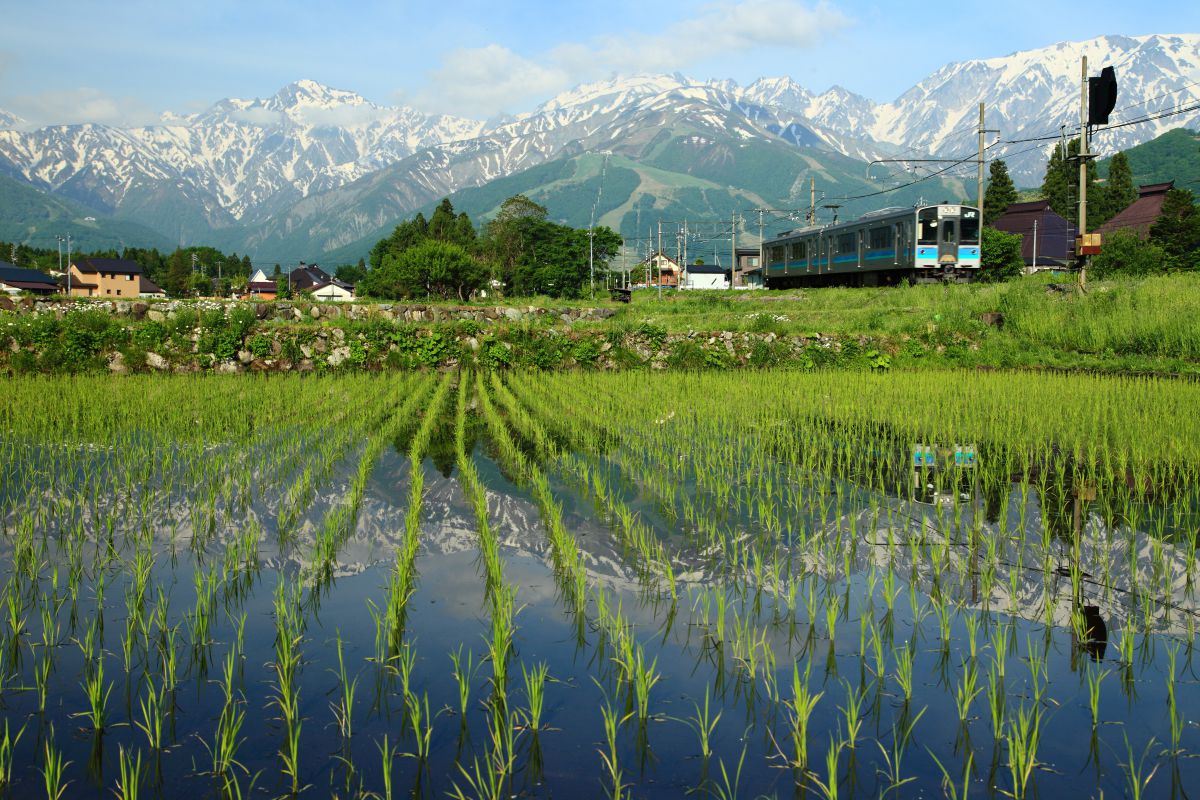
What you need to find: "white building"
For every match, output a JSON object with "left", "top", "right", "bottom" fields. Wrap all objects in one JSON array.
[{"left": 681, "top": 264, "right": 729, "bottom": 290}]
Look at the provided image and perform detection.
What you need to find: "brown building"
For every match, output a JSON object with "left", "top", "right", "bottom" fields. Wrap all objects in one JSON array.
[
  {"left": 992, "top": 201, "right": 1078, "bottom": 269},
  {"left": 66, "top": 258, "right": 165, "bottom": 298},
  {"left": 1097, "top": 181, "right": 1174, "bottom": 240}
]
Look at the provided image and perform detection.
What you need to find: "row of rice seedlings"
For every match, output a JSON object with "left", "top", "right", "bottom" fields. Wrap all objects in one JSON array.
[
  {"left": 308, "top": 373, "right": 435, "bottom": 584},
  {"left": 477, "top": 373, "right": 587, "bottom": 617},
  {"left": 452, "top": 372, "right": 522, "bottom": 795},
  {"left": 375, "top": 371, "right": 454, "bottom": 662}
]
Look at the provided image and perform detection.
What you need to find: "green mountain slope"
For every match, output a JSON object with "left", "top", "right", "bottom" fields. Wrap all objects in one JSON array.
[
  {"left": 1098, "top": 128, "right": 1200, "bottom": 189},
  {"left": 0, "top": 172, "right": 172, "bottom": 252}
]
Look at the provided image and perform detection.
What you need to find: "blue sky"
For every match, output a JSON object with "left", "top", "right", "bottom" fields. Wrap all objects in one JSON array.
[{"left": 2, "top": 0, "right": 1195, "bottom": 126}]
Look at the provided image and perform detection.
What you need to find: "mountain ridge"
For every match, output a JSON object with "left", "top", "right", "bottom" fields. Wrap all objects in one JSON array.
[{"left": 0, "top": 33, "right": 1196, "bottom": 261}]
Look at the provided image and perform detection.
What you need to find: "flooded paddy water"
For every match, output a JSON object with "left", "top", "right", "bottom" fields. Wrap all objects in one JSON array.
[{"left": 0, "top": 370, "right": 1198, "bottom": 799}]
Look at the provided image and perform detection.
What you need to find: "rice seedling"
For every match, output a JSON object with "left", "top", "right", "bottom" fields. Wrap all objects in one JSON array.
[
  {"left": 520, "top": 660, "right": 549, "bottom": 732},
  {"left": 0, "top": 720, "right": 24, "bottom": 788},
  {"left": 41, "top": 726, "right": 70, "bottom": 800},
  {"left": 115, "top": 745, "right": 142, "bottom": 800}
]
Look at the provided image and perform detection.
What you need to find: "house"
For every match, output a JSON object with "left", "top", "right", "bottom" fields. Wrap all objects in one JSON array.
[
  {"left": 244, "top": 268, "right": 279, "bottom": 300},
  {"left": 734, "top": 247, "right": 763, "bottom": 289},
  {"left": 289, "top": 263, "right": 355, "bottom": 301},
  {"left": 682, "top": 263, "right": 729, "bottom": 290},
  {"left": 66, "top": 257, "right": 165, "bottom": 298},
  {"left": 991, "top": 201, "right": 1078, "bottom": 271},
  {"left": 638, "top": 252, "right": 681, "bottom": 287},
  {"left": 0, "top": 262, "right": 60, "bottom": 295},
  {"left": 1097, "top": 181, "right": 1174, "bottom": 240}
]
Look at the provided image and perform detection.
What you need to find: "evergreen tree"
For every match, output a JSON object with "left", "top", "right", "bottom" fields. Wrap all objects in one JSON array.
[
  {"left": 1150, "top": 188, "right": 1200, "bottom": 270},
  {"left": 1040, "top": 138, "right": 1096, "bottom": 224},
  {"left": 983, "top": 160, "right": 1018, "bottom": 225},
  {"left": 1095, "top": 151, "right": 1137, "bottom": 227},
  {"left": 427, "top": 199, "right": 458, "bottom": 242}
]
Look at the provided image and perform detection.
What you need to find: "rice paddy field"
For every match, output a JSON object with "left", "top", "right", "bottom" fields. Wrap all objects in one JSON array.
[{"left": 0, "top": 369, "right": 1198, "bottom": 799}]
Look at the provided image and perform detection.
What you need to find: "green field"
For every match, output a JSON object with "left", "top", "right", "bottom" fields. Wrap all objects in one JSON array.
[{"left": 0, "top": 370, "right": 1197, "bottom": 797}]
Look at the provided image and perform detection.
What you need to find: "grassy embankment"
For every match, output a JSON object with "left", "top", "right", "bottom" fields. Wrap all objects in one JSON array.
[{"left": 2, "top": 272, "right": 1199, "bottom": 375}]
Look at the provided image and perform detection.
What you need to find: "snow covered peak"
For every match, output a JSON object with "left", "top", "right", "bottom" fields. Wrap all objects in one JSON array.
[
  {"left": 0, "top": 109, "right": 23, "bottom": 129},
  {"left": 534, "top": 74, "right": 693, "bottom": 114},
  {"left": 269, "top": 79, "right": 371, "bottom": 111}
]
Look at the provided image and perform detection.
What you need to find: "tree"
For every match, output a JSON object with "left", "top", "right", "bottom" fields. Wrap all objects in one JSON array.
[
  {"left": 1095, "top": 151, "right": 1137, "bottom": 227},
  {"left": 1090, "top": 230, "right": 1170, "bottom": 278},
  {"left": 1149, "top": 188, "right": 1200, "bottom": 270},
  {"left": 507, "top": 221, "right": 622, "bottom": 298},
  {"left": 979, "top": 226, "right": 1024, "bottom": 282},
  {"left": 361, "top": 240, "right": 485, "bottom": 301},
  {"left": 484, "top": 195, "right": 549, "bottom": 284},
  {"left": 983, "top": 160, "right": 1018, "bottom": 225},
  {"left": 335, "top": 261, "right": 367, "bottom": 285},
  {"left": 1041, "top": 138, "right": 1095, "bottom": 224},
  {"left": 370, "top": 213, "right": 428, "bottom": 270},
  {"left": 427, "top": 199, "right": 458, "bottom": 243}
]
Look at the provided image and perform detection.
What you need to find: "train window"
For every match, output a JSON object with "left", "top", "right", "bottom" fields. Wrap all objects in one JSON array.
[
  {"left": 790, "top": 241, "right": 807, "bottom": 260},
  {"left": 960, "top": 210, "right": 980, "bottom": 243},
  {"left": 918, "top": 210, "right": 938, "bottom": 244},
  {"left": 868, "top": 227, "right": 890, "bottom": 249},
  {"left": 837, "top": 233, "right": 856, "bottom": 253},
  {"left": 941, "top": 219, "right": 956, "bottom": 242},
  {"left": 768, "top": 245, "right": 785, "bottom": 265}
]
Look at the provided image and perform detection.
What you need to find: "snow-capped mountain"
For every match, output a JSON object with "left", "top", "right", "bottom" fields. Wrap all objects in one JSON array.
[
  {"left": 0, "top": 79, "right": 482, "bottom": 226},
  {"left": 0, "top": 34, "right": 1196, "bottom": 256},
  {"left": 852, "top": 34, "right": 1200, "bottom": 180}
]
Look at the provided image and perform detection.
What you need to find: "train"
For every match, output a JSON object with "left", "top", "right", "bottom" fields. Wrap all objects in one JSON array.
[{"left": 761, "top": 203, "right": 982, "bottom": 287}]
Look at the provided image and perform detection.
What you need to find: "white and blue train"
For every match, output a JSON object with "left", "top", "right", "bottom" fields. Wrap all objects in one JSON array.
[{"left": 762, "top": 203, "right": 982, "bottom": 287}]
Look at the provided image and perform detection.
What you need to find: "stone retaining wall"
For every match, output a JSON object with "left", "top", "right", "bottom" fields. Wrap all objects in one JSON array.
[{"left": 0, "top": 296, "right": 618, "bottom": 325}]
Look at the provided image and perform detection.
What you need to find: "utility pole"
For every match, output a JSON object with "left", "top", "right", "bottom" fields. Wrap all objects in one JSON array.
[
  {"left": 730, "top": 211, "right": 738, "bottom": 288},
  {"left": 681, "top": 220, "right": 688, "bottom": 278},
  {"left": 1078, "top": 56, "right": 1090, "bottom": 289},
  {"left": 809, "top": 178, "right": 816, "bottom": 225},
  {"left": 976, "top": 103, "right": 999, "bottom": 215},
  {"left": 657, "top": 220, "right": 663, "bottom": 300},
  {"left": 977, "top": 103, "right": 986, "bottom": 215}
]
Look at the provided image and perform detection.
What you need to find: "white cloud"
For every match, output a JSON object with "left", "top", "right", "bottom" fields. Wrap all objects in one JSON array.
[
  {"left": 6, "top": 87, "right": 158, "bottom": 128},
  {"left": 293, "top": 104, "right": 391, "bottom": 129},
  {"left": 418, "top": 44, "right": 570, "bottom": 118},
  {"left": 227, "top": 107, "right": 285, "bottom": 127},
  {"left": 420, "top": 0, "right": 850, "bottom": 116}
]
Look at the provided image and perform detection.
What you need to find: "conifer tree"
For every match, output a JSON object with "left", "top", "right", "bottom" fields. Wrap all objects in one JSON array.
[
  {"left": 1040, "top": 138, "right": 1096, "bottom": 224},
  {"left": 1095, "top": 151, "right": 1137, "bottom": 226},
  {"left": 1150, "top": 188, "right": 1200, "bottom": 270},
  {"left": 983, "top": 159, "right": 1018, "bottom": 225}
]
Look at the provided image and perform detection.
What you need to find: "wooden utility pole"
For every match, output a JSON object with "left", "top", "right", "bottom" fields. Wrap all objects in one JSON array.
[
  {"left": 1078, "top": 56, "right": 1090, "bottom": 289},
  {"left": 977, "top": 103, "right": 986, "bottom": 215},
  {"left": 809, "top": 177, "right": 816, "bottom": 225}
]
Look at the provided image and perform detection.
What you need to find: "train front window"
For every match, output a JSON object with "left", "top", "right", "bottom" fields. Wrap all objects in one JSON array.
[
  {"left": 918, "top": 210, "right": 938, "bottom": 244},
  {"left": 960, "top": 210, "right": 980, "bottom": 243}
]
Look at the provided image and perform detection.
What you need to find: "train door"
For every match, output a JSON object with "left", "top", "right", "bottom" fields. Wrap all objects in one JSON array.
[
  {"left": 938, "top": 207, "right": 959, "bottom": 264},
  {"left": 894, "top": 222, "right": 905, "bottom": 266}
]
